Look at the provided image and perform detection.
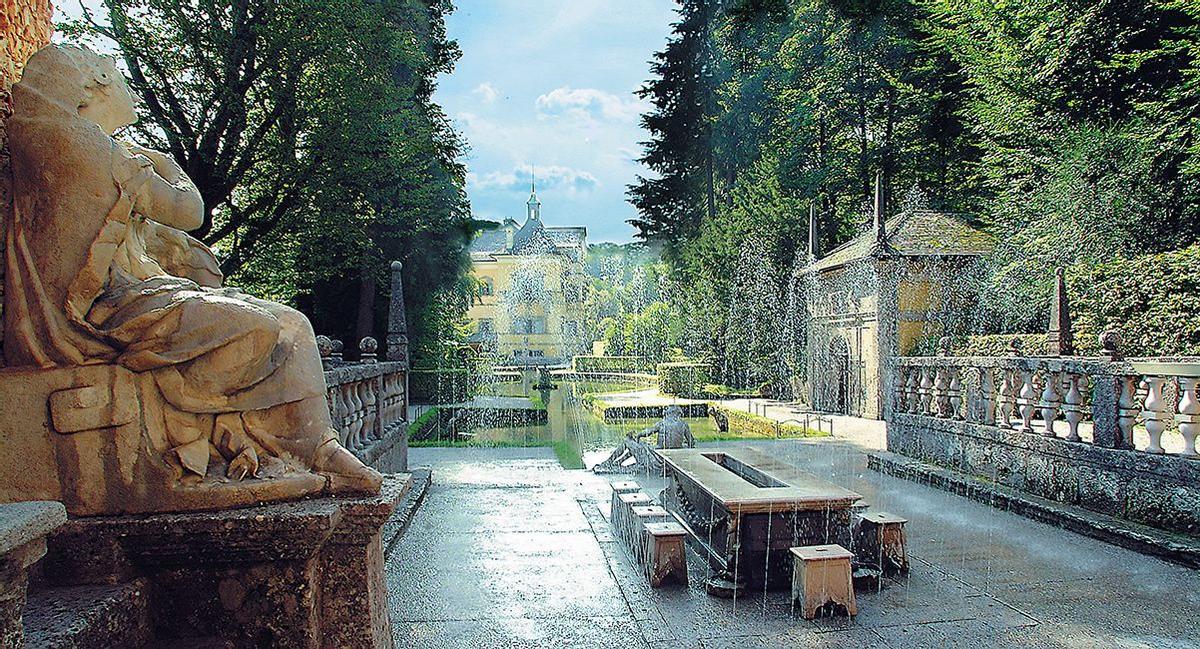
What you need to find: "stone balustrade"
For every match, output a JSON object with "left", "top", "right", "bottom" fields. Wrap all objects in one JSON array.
[
  {"left": 320, "top": 336, "right": 409, "bottom": 470},
  {"left": 894, "top": 355, "right": 1200, "bottom": 456}
]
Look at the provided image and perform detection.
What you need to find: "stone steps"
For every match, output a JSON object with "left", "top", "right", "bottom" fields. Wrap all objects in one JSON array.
[{"left": 23, "top": 581, "right": 152, "bottom": 649}]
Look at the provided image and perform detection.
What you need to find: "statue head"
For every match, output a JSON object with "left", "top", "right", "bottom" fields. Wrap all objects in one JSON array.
[
  {"left": 664, "top": 405, "right": 683, "bottom": 420},
  {"left": 16, "top": 44, "right": 137, "bottom": 135}
]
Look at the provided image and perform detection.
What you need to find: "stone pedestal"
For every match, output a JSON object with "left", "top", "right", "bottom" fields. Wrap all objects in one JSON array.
[
  {"left": 39, "top": 475, "right": 410, "bottom": 648},
  {"left": 0, "top": 501, "right": 65, "bottom": 648}
]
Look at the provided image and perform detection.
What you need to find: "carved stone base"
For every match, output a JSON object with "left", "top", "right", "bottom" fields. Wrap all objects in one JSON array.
[{"left": 38, "top": 474, "right": 409, "bottom": 648}]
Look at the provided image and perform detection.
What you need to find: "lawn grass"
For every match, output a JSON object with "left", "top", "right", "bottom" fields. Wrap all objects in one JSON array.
[{"left": 408, "top": 436, "right": 586, "bottom": 470}]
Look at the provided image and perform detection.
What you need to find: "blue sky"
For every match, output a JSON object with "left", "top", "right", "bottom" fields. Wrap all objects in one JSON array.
[
  {"left": 436, "top": 1, "right": 678, "bottom": 242},
  {"left": 57, "top": 0, "right": 678, "bottom": 242}
]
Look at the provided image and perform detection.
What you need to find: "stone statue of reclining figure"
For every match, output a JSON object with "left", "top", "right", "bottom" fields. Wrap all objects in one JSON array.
[
  {"left": 593, "top": 405, "right": 696, "bottom": 474},
  {"left": 0, "top": 44, "right": 381, "bottom": 514}
]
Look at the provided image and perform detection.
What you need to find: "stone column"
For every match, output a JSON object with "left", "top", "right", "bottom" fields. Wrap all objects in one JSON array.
[
  {"left": 1091, "top": 330, "right": 1128, "bottom": 449},
  {"left": 386, "top": 261, "right": 409, "bottom": 368}
]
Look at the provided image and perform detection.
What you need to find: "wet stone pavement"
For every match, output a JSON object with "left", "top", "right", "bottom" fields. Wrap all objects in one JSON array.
[{"left": 386, "top": 442, "right": 1200, "bottom": 648}]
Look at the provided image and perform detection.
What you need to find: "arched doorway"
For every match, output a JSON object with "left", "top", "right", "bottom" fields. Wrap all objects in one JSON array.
[{"left": 829, "top": 336, "right": 851, "bottom": 414}]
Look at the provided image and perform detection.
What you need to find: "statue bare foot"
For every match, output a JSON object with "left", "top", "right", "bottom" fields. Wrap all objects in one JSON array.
[{"left": 314, "top": 439, "right": 383, "bottom": 493}]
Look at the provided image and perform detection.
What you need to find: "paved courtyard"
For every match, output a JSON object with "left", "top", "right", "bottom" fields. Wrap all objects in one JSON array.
[{"left": 387, "top": 433, "right": 1200, "bottom": 648}]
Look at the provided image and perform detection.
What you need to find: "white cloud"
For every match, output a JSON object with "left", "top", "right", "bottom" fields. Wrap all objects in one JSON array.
[
  {"left": 472, "top": 82, "right": 500, "bottom": 104},
  {"left": 468, "top": 164, "right": 600, "bottom": 194},
  {"left": 535, "top": 86, "right": 648, "bottom": 123}
]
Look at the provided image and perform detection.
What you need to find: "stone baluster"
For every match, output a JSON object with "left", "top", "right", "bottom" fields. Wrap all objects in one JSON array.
[
  {"left": 1177, "top": 377, "right": 1200, "bottom": 457},
  {"left": 1016, "top": 369, "right": 1038, "bottom": 434},
  {"left": 905, "top": 368, "right": 920, "bottom": 414},
  {"left": 326, "top": 385, "right": 339, "bottom": 431},
  {"left": 1116, "top": 376, "right": 1139, "bottom": 450},
  {"left": 1062, "top": 373, "right": 1086, "bottom": 442},
  {"left": 1038, "top": 369, "right": 1063, "bottom": 437},
  {"left": 360, "top": 380, "right": 378, "bottom": 447},
  {"left": 333, "top": 384, "right": 350, "bottom": 445},
  {"left": 997, "top": 367, "right": 1016, "bottom": 428},
  {"left": 947, "top": 365, "right": 964, "bottom": 420},
  {"left": 978, "top": 367, "right": 996, "bottom": 425},
  {"left": 919, "top": 367, "right": 935, "bottom": 416},
  {"left": 934, "top": 364, "right": 951, "bottom": 418},
  {"left": 1141, "top": 376, "right": 1169, "bottom": 454},
  {"left": 896, "top": 367, "right": 910, "bottom": 413},
  {"left": 347, "top": 382, "right": 361, "bottom": 450}
]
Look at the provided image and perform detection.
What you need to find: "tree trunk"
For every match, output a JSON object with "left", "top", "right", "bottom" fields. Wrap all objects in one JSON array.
[{"left": 355, "top": 267, "right": 376, "bottom": 354}]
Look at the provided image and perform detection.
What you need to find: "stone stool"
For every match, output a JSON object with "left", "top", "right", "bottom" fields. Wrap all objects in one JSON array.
[
  {"left": 856, "top": 511, "right": 909, "bottom": 576},
  {"left": 629, "top": 505, "right": 671, "bottom": 565},
  {"left": 608, "top": 482, "right": 642, "bottom": 534},
  {"left": 790, "top": 544, "right": 856, "bottom": 619},
  {"left": 612, "top": 492, "right": 653, "bottom": 547},
  {"left": 643, "top": 522, "right": 688, "bottom": 587},
  {"left": 610, "top": 480, "right": 640, "bottom": 495}
]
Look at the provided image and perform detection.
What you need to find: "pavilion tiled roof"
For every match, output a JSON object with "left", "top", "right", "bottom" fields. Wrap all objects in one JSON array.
[{"left": 803, "top": 210, "right": 994, "bottom": 274}]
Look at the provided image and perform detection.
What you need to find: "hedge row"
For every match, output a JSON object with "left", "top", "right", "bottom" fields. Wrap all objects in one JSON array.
[
  {"left": 951, "top": 333, "right": 1047, "bottom": 357},
  {"left": 409, "top": 368, "right": 477, "bottom": 404},
  {"left": 572, "top": 355, "right": 655, "bottom": 373}
]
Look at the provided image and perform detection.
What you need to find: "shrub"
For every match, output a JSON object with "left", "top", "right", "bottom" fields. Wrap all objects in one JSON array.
[
  {"left": 572, "top": 355, "right": 654, "bottom": 374},
  {"left": 1069, "top": 245, "right": 1200, "bottom": 356},
  {"left": 409, "top": 368, "right": 477, "bottom": 404},
  {"left": 708, "top": 404, "right": 824, "bottom": 438},
  {"left": 657, "top": 361, "right": 710, "bottom": 397},
  {"left": 951, "top": 333, "right": 1046, "bottom": 357}
]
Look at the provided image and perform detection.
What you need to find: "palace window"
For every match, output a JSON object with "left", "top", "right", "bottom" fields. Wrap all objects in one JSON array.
[{"left": 514, "top": 317, "right": 546, "bottom": 334}]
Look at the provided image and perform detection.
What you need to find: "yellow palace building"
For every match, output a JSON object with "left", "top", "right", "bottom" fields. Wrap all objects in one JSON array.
[{"left": 466, "top": 183, "right": 588, "bottom": 366}]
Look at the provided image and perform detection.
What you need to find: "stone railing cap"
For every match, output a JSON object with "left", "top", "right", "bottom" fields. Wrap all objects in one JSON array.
[{"left": 0, "top": 500, "right": 67, "bottom": 555}]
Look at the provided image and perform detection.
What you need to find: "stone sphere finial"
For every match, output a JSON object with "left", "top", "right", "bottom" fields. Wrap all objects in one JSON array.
[
  {"left": 1008, "top": 337, "right": 1023, "bottom": 356},
  {"left": 359, "top": 337, "right": 378, "bottom": 363},
  {"left": 938, "top": 336, "right": 952, "bottom": 356},
  {"left": 331, "top": 339, "right": 344, "bottom": 353},
  {"left": 1099, "top": 329, "right": 1124, "bottom": 360},
  {"left": 316, "top": 335, "right": 333, "bottom": 358},
  {"left": 390, "top": 260, "right": 403, "bottom": 271}
]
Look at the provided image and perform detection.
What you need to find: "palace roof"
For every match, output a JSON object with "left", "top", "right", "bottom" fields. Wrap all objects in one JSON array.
[{"left": 468, "top": 216, "right": 587, "bottom": 260}]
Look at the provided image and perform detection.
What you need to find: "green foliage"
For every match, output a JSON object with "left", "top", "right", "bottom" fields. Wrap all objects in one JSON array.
[
  {"left": 571, "top": 356, "right": 655, "bottom": 374},
  {"left": 949, "top": 334, "right": 1047, "bottom": 358},
  {"left": 657, "top": 362, "right": 711, "bottom": 397},
  {"left": 708, "top": 404, "right": 825, "bottom": 438},
  {"left": 630, "top": 0, "right": 1200, "bottom": 361},
  {"left": 407, "top": 407, "right": 441, "bottom": 443},
  {"left": 552, "top": 440, "right": 586, "bottom": 470},
  {"left": 62, "top": 0, "right": 473, "bottom": 358},
  {"left": 1070, "top": 245, "right": 1200, "bottom": 356},
  {"left": 409, "top": 368, "right": 477, "bottom": 404}
]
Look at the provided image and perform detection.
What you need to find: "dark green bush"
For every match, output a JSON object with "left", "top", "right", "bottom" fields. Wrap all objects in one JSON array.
[
  {"left": 1069, "top": 245, "right": 1200, "bottom": 356},
  {"left": 657, "top": 361, "right": 710, "bottom": 397},
  {"left": 409, "top": 368, "right": 477, "bottom": 404},
  {"left": 572, "top": 355, "right": 654, "bottom": 374}
]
